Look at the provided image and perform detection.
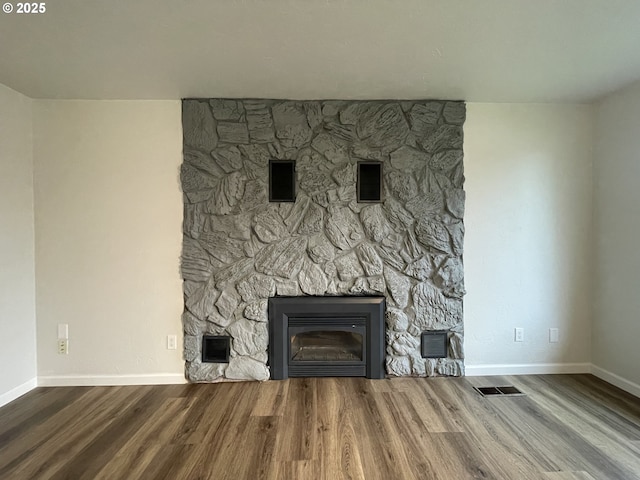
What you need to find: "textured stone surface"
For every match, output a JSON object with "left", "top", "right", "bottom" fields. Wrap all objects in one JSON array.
[
  {"left": 408, "top": 103, "right": 442, "bottom": 134},
  {"left": 443, "top": 102, "right": 466, "bottom": 125},
  {"left": 236, "top": 274, "right": 276, "bottom": 302},
  {"left": 334, "top": 252, "right": 365, "bottom": 280},
  {"left": 227, "top": 318, "right": 268, "bottom": 356},
  {"left": 225, "top": 356, "right": 269, "bottom": 381},
  {"left": 384, "top": 268, "right": 411, "bottom": 308},
  {"left": 305, "top": 102, "right": 323, "bottom": 130},
  {"left": 307, "top": 234, "right": 336, "bottom": 264},
  {"left": 404, "top": 256, "right": 434, "bottom": 281},
  {"left": 446, "top": 189, "right": 465, "bottom": 219},
  {"left": 210, "top": 99, "right": 244, "bottom": 121},
  {"left": 434, "top": 257, "right": 464, "bottom": 292},
  {"left": 273, "top": 102, "right": 313, "bottom": 149},
  {"left": 431, "top": 149, "right": 463, "bottom": 173},
  {"left": 356, "top": 243, "right": 384, "bottom": 276},
  {"left": 415, "top": 217, "right": 451, "bottom": 253},
  {"left": 384, "top": 198, "right": 414, "bottom": 230},
  {"left": 386, "top": 308, "right": 409, "bottom": 332},
  {"left": 298, "top": 203, "right": 324, "bottom": 235},
  {"left": 274, "top": 279, "right": 300, "bottom": 296},
  {"left": 187, "top": 361, "right": 227, "bottom": 382},
  {"left": 356, "top": 103, "right": 410, "bottom": 150},
  {"left": 183, "top": 335, "right": 200, "bottom": 362},
  {"left": 183, "top": 100, "right": 218, "bottom": 151},
  {"left": 244, "top": 300, "right": 268, "bottom": 322},
  {"left": 388, "top": 331, "right": 420, "bottom": 356},
  {"left": 360, "top": 205, "right": 391, "bottom": 243},
  {"left": 183, "top": 311, "right": 204, "bottom": 336},
  {"left": 185, "top": 279, "right": 218, "bottom": 320},
  {"left": 412, "top": 283, "right": 463, "bottom": 330},
  {"left": 181, "top": 237, "right": 213, "bottom": 282},
  {"left": 298, "top": 259, "right": 329, "bottom": 295},
  {"left": 405, "top": 193, "right": 445, "bottom": 218},
  {"left": 311, "top": 132, "right": 350, "bottom": 164},
  {"left": 246, "top": 104, "right": 275, "bottom": 143},
  {"left": 240, "top": 180, "right": 268, "bottom": 211},
  {"left": 181, "top": 164, "right": 217, "bottom": 193},
  {"left": 206, "top": 172, "right": 245, "bottom": 215},
  {"left": 386, "top": 355, "right": 411, "bottom": 376},
  {"left": 253, "top": 209, "right": 288, "bottom": 243},
  {"left": 421, "top": 124, "right": 463, "bottom": 154},
  {"left": 390, "top": 146, "right": 429, "bottom": 172},
  {"left": 217, "top": 122, "right": 249, "bottom": 144},
  {"left": 325, "top": 205, "right": 364, "bottom": 250},
  {"left": 386, "top": 171, "right": 418, "bottom": 203},
  {"left": 211, "top": 147, "right": 243, "bottom": 175},
  {"left": 255, "top": 237, "right": 306, "bottom": 278},
  {"left": 181, "top": 99, "right": 466, "bottom": 382},
  {"left": 215, "top": 287, "right": 240, "bottom": 320}
]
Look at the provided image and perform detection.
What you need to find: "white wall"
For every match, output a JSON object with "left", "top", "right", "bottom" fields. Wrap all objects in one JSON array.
[
  {"left": 33, "top": 101, "right": 185, "bottom": 385},
  {"left": 0, "top": 84, "right": 37, "bottom": 405},
  {"left": 18, "top": 99, "right": 609, "bottom": 384},
  {"left": 464, "top": 103, "right": 594, "bottom": 374},
  {"left": 592, "top": 80, "right": 640, "bottom": 392}
]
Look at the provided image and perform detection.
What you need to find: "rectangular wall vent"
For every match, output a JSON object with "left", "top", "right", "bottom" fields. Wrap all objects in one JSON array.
[
  {"left": 421, "top": 331, "right": 448, "bottom": 358},
  {"left": 202, "top": 335, "right": 230, "bottom": 363},
  {"left": 269, "top": 160, "right": 296, "bottom": 202}
]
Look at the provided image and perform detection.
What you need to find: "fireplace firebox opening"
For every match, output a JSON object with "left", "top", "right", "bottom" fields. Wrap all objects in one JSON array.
[{"left": 269, "top": 296, "right": 385, "bottom": 379}]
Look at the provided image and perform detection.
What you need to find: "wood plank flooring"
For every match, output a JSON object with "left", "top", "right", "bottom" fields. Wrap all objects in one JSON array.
[{"left": 0, "top": 374, "right": 639, "bottom": 479}]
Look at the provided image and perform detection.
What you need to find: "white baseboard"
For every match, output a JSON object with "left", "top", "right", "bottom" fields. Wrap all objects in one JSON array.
[
  {"left": 38, "top": 373, "right": 187, "bottom": 387},
  {"left": 465, "top": 362, "right": 592, "bottom": 376},
  {"left": 0, "top": 377, "right": 38, "bottom": 408},
  {"left": 591, "top": 364, "right": 640, "bottom": 399}
]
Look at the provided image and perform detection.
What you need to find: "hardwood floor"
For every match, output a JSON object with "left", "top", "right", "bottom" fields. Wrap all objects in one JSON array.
[{"left": 1, "top": 374, "right": 639, "bottom": 479}]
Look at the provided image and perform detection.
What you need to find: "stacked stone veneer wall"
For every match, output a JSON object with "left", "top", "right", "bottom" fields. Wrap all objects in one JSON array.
[{"left": 181, "top": 99, "right": 466, "bottom": 382}]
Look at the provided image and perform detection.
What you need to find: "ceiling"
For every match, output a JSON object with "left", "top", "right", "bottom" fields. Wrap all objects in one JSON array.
[{"left": 1, "top": 0, "right": 640, "bottom": 102}]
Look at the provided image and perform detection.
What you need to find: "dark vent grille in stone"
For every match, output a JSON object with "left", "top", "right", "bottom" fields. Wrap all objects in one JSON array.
[
  {"left": 357, "top": 161, "right": 383, "bottom": 202},
  {"left": 421, "top": 331, "right": 448, "bottom": 358},
  {"left": 202, "top": 335, "right": 230, "bottom": 363},
  {"left": 269, "top": 160, "right": 296, "bottom": 202}
]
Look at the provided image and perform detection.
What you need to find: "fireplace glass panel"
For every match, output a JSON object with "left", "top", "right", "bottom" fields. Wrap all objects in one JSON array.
[{"left": 290, "top": 330, "right": 364, "bottom": 362}]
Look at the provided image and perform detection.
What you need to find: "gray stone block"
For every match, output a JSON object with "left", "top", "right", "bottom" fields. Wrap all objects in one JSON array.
[
  {"left": 442, "top": 102, "right": 466, "bottom": 125},
  {"left": 272, "top": 102, "right": 313, "bottom": 149},
  {"left": 356, "top": 243, "right": 384, "bottom": 276},
  {"left": 210, "top": 99, "right": 244, "bottom": 121},
  {"left": 360, "top": 205, "right": 392, "bottom": 243},
  {"left": 325, "top": 205, "right": 364, "bottom": 250},
  {"left": 226, "top": 356, "right": 269, "bottom": 381},
  {"left": 298, "top": 258, "right": 329, "bottom": 295},
  {"left": 183, "top": 100, "right": 218, "bottom": 151},
  {"left": 384, "top": 267, "right": 411, "bottom": 308}
]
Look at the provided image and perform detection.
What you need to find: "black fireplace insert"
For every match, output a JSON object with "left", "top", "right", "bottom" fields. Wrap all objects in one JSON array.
[{"left": 268, "top": 296, "right": 385, "bottom": 379}]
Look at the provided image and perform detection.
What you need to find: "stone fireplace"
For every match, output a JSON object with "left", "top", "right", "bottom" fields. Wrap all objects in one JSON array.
[{"left": 180, "top": 99, "right": 465, "bottom": 382}]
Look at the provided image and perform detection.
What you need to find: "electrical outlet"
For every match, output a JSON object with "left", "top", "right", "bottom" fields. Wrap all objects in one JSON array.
[
  {"left": 549, "top": 328, "right": 559, "bottom": 343},
  {"left": 57, "top": 339, "right": 69, "bottom": 355},
  {"left": 514, "top": 328, "right": 524, "bottom": 342},
  {"left": 167, "top": 335, "right": 177, "bottom": 350}
]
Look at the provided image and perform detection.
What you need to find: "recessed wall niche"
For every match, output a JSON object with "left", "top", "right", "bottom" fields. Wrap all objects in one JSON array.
[
  {"left": 269, "top": 160, "right": 296, "bottom": 202},
  {"left": 202, "top": 335, "right": 230, "bottom": 363},
  {"left": 357, "top": 161, "right": 383, "bottom": 202}
]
